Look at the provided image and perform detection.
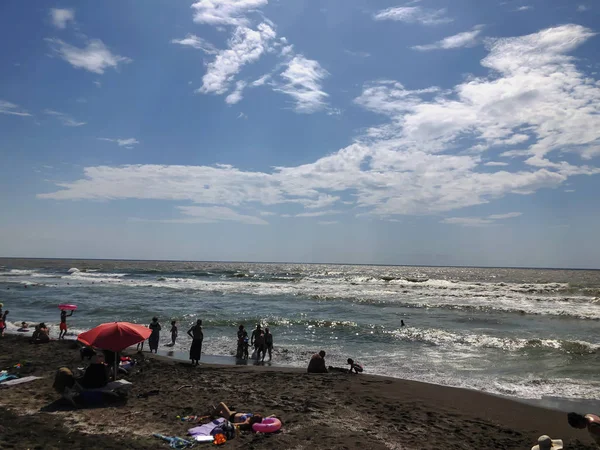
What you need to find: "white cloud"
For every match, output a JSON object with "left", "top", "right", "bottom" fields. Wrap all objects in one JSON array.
[
  {"left": 192, "top": 0, "right": 268, "bottom": 27},
  {"left": 93, "top": 81, "right": 102, "bottom": 88},
  {"left": 443, "top": 212, "right": 522, "bottom": 227},
  {"left": 171, "top": 34, "right": 219, "bottom": 54},
  {"left": 237, "top": 112, "right": 248, "bottom": 119},
  {"left": 274, "top": 55, "right": 329, "bottom": 113},
  {"left": 198, "top": 23, "right": 275, "bottom": 95},
  {"left": 296, "top": 210, "right": 340, "bottom": 217},
  {"left": 251, "top": 74, "right": 271, "bottom": 86},
  {"left": 38, "top": 25, "right": 600, "bottom": 221},
  {"left": 344, "top": 50, "right": 371, "bottom": 58},
  {"left": 484, "top": 161, "right": 509, "bottom": 167},
  {"left": 515, "top": 6, "right": 533, "bottom": 11},
  {"left": 46, "top": 38, "right": 131, "bottom": 74},
  {"left": 0, "top": 100, "right": 31, "bottom": 117},
  {"left": 373, "top": 6, "right": 452, "bottom": 25},
  {"left": 259, "top": 211, "right": 276, "bottom": 216},
  {"left": 577, "top": 5, "right": 589, "bottom": 12},
  {"left": 98, "top": 138, "right": 140, "bottom": 149},
  {"left": 50, "top": 8, "right": 75, "bottom": 29},
  {"left": 565, "top": 189, "right": 576, "bottom": 192},
  {"left": 412, "top": 25, "right": 485, "bottom": 51},
  {"left": 43, "top": 109, "right": 86, "bottom": 127},
  {"left": 175, "top": 206, "right": 267, "bottom": 225},
  {"left": 225, "top": 80, "right": 247, "bottom": 104}
]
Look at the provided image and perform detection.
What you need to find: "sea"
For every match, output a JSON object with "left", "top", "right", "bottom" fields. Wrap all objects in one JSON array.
[{"left": 1, "top": 258, "right": 599, "bottom": 411}]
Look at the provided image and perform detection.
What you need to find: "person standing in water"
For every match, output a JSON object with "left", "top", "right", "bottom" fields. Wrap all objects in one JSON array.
[
  {"left": 148, "top": 317, "right": 161, "bottom": 353},
  {"left": 250, "top": 324, "right": 262, "bottom": 352},
  {"left": 169, "top": 320, "right": 178, "bottom": 346},
  {"left": 59, "top": 309, "right": 74, "bottom": 340},
  {"left": 401, "top": 320, "right": 406, "bottom": 327},
  {"left": 187, "top": 319, "right": 204, "bottom": 366},
  {"left": 255, "top": 330, "right": 266, "bottom": 362},
  {"left": 264, "top": 327, "right": 274, "bottom": 361},
  {"left": 236, "top": 325, "right": 245, "bottom": 358}
]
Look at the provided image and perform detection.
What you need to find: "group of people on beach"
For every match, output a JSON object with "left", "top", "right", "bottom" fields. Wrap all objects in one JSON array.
[
  {"left": 306, "top": 350, "right": 364, "bottom": 374},
  {"left": 236, "top": 324, "right": 274, "bottom": 362}
]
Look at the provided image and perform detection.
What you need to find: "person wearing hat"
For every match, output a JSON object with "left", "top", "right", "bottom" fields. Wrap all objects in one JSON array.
[{"left": 531, "top": 435, "right": 563, "bottom": 450}]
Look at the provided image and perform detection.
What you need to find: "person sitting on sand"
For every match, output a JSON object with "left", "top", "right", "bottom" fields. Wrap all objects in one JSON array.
[
  {"left": 148, "top": 317, "right": 161, "bottom": 353},
  {"left": 170, "top": 320, "right": 178, "bottom": 346},
  {"left": 80, "top": 354, "right": 109, "bottom": 389},
  {"left": 568, "top": 412, "right": 600, "bottom": 445},
  {"left": 59, "top": 309, "right": 74, "bottom": 340},
  {"left": 307, "top": 350, "right": 328, "bottom": 373},
  {"left": 531, "top": 435, "right": 563, "bottom": 450},
  {"left": 212, "top": 402, "right": 263, "bottom": 431},
  {"left": 347, "top": 358, "right": 364, "bottom": 374},
  {"left": 187, "top": 319, "right": 204, "bottom": 365},
  {"left": 31, "top": 322, "right": 50, "bottom": 344}
]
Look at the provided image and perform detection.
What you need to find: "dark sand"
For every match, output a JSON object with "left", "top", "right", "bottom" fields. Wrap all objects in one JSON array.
[{"left": 0, "top": 334, "right": 596, "bottom": 450}]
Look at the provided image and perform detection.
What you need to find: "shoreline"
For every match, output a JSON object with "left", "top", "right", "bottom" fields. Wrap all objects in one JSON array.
[{"left": 0, "top": 334, "right": 597, "bottom": 449}]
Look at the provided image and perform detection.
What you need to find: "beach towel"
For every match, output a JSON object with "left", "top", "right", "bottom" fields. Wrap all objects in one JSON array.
[
  {"left": 188, "top": 417, "right": 226, "bottom": 437},
  {"left": 0, "top": 376, "right": 42, "bottom": 387},
  {"left": 0, "top": 372, "right": 18, "bottom": 383}
]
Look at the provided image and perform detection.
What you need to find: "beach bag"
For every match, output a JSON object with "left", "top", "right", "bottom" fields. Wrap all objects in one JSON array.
[{"left": 211, "top": 420, "right": 236, "bottom": 440}]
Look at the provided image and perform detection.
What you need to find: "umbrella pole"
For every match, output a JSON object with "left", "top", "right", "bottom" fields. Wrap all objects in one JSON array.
[{"left": 114, "top": 352, "right": 118, "bottom": 380}]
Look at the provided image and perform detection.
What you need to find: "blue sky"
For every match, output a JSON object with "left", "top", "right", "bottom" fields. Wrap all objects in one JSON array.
[{"left": 1, "top": 0, "right": 600, "bottom": 268}]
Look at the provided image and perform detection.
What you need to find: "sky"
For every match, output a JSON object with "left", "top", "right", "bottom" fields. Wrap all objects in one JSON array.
[{"left": 1, "top": 0, "right": 600, "bottom": 268}]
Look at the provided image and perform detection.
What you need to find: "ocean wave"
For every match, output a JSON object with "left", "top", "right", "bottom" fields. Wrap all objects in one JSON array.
[{"left": 0, "top": 269, "right": 39, "bottom": 276}]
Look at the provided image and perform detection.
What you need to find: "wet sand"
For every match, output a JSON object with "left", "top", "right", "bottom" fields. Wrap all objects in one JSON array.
[{"left": 0, "top": 334, "right": 596, "bottom": 449}]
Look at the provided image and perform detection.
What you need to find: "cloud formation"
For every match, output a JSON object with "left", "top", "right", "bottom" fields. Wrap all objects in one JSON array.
[
  {"left": 46, "top": 38, "right": 131, "bottom": 74},
  {"left": 50, "top": 8, "right": 75, "bottom": 29},
  {"left": 412, "top": 25, "right": 485, "bottom": 51},
  {"left": 43, "top": 109, "right": 86, "bottom": 127},
  {"left": 171, "top": 34, "right": 219, "bottom": 54},
  {"left": 373, "top": 6, "right": 452, "bottom": 25},
  {"left": 274, "top": 55, "right": 329, "bottom": 113},
  {"left": 192, "top": 0, "right": 268, "bottom": 27},
  {"left": 39, "top": 25, "right": 600, "bottom": 223},
  {"left": 0, "top": 100, "right": 31, "bottom": 117},
  {"left": 98, "top": 138, "right": 140, "bottom": 149},
  {"left": 198, "top": 23, "right": 276, "bottom": 95},
  {"left": 225, "top": 80, "right": 247, "bottom": 104},
  {"left": 442, "top": 212, "right": 522, "bottom": 227}
]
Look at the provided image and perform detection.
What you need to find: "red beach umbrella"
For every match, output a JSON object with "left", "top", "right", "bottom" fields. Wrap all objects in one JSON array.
[
  {"left": 78, "top": 321, "right": 151, "bottom": 352},
  {"left": 78, "top": 322, "right": 151, "bottom": 380}
]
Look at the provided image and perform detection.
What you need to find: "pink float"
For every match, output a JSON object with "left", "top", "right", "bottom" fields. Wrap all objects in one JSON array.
[
  {"left": 252, "top": 417, "right": 281, "bottom": 433},
  {"left": 58, "top": 304, "right": 77, "bottom": 311}
]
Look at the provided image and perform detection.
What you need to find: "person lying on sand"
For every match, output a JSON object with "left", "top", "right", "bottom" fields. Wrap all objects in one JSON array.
[
  {"left": 212, "top": 402, "right": 263, "bottom": 431},
  {"left": 568, "top": 412, "right": 600, "bottom": 445},
  {"left": 307, "top": 350, "right": 328, "bottom": 373}
]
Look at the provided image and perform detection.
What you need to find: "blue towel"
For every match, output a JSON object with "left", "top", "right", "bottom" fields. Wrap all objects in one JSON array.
[{"left": 0, "top": 374, "right": 18, "bottom": 383}]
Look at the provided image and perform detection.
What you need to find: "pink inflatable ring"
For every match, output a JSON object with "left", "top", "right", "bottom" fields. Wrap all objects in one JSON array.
[
  {"left": 58, "top": 304, "right": 77, "bottom": 311},
  {"left": 252, "top": 417, "right": 281, "bottom": 433}
]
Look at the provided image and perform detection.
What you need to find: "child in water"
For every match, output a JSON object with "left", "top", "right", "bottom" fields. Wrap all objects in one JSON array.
[{"left": 170, "top": 320, "right": 178, "bottom": 346}]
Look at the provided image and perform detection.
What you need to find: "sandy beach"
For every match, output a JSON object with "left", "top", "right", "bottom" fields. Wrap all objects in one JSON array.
[{"left": 0, "top": 334, "right": 597, "bottom": 449}]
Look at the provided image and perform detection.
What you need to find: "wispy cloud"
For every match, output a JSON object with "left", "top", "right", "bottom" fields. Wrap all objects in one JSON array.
[
  {"left": 274, "top": 55, "right": 329, "bottom": 113},
  {"left": 251, "top": 74, "right": 271, "bottom": 86},
  {"left": 515, "top": 6, "right": 533, "bottom": 12},
  {"left": 412, "top": 25, "right": 485, "bottom": 51},
  {"left": 344, "top": 50, "right": 371, "bottom": 58},
  {"left": 171, "top": 34, "right": 219, "bottom": 54},
  {"left": 198, "top": 23, "right": 275, "bottom": 95},
  {"left": 46, "top": 38, "right": 131, "bottom": 74},
  {"left": 192, "top": 0, "right": 268, "bottom": 27},
  {"left": 225, "top": 81, "right": 247, "bottom": 104},
  {"left": 43, "top": 109, "right": 85, "bottom": 127},
  {"left": 373, "top": 6, "right": 452, "bottom": 25},
  {"left": 442, "top": 212, "right": 522, "bottom": 227},
  {"left": 98, "top": 138, "right": 140, "bottom": 149},
  {"left": 0, "top": 100, "right": 31, "bottom": 117},
  {"left": 296, "top": 210, "right": 340, "bottom": 217},
  {"left": 237, "top": 112, "right": 248, "bottom": 119},
  {"left": 577, "top": 5, "right": 589, "bottom": 12},
  {"left": 484, "top": 161, "right": 509, "bottom": 167},
  {"left": 50, "top": 8, "right": 75, "bottom": 29},
  {"left": 175, "top": 206, "right": 268, "bottom": 225}
]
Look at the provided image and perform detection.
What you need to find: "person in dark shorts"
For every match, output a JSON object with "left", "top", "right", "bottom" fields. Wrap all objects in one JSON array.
[{"left": 187, "top": 319, "right": 203, "bottom": 365}]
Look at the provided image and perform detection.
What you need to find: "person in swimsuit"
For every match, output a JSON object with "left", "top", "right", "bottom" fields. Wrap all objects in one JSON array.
[
  {"left": 59, "top": 309, "right": 74, "bottom": 340},
  {"left": 347, "top": 358, "right": 364, "bottom": 374},
  {"left": 255, "top": 330, "right": 266, "bottom": 362},
  {"left": 170, "top": 320, "right": 178, "bottom": 346},
  {"left": 212, "top": 402, "right": 263, "bottom": 431},
  {"left": 187, "top": 319, "right": 203, "bottom": 365},
  {"left": 568, "top": 412, "right": 600, "bottom": 446},
  {"left": 0, "top": 310, "right": 7, "bottom": 337}
]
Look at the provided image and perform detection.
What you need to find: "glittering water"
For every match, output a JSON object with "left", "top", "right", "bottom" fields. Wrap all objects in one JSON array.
[{"left": 1, "top": 258, "right": 599, "bottom": 404}]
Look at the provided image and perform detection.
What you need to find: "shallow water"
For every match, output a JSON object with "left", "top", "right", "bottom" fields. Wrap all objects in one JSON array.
[{"left": 1, "top": 258, "right": 599, "bottom": 406}]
